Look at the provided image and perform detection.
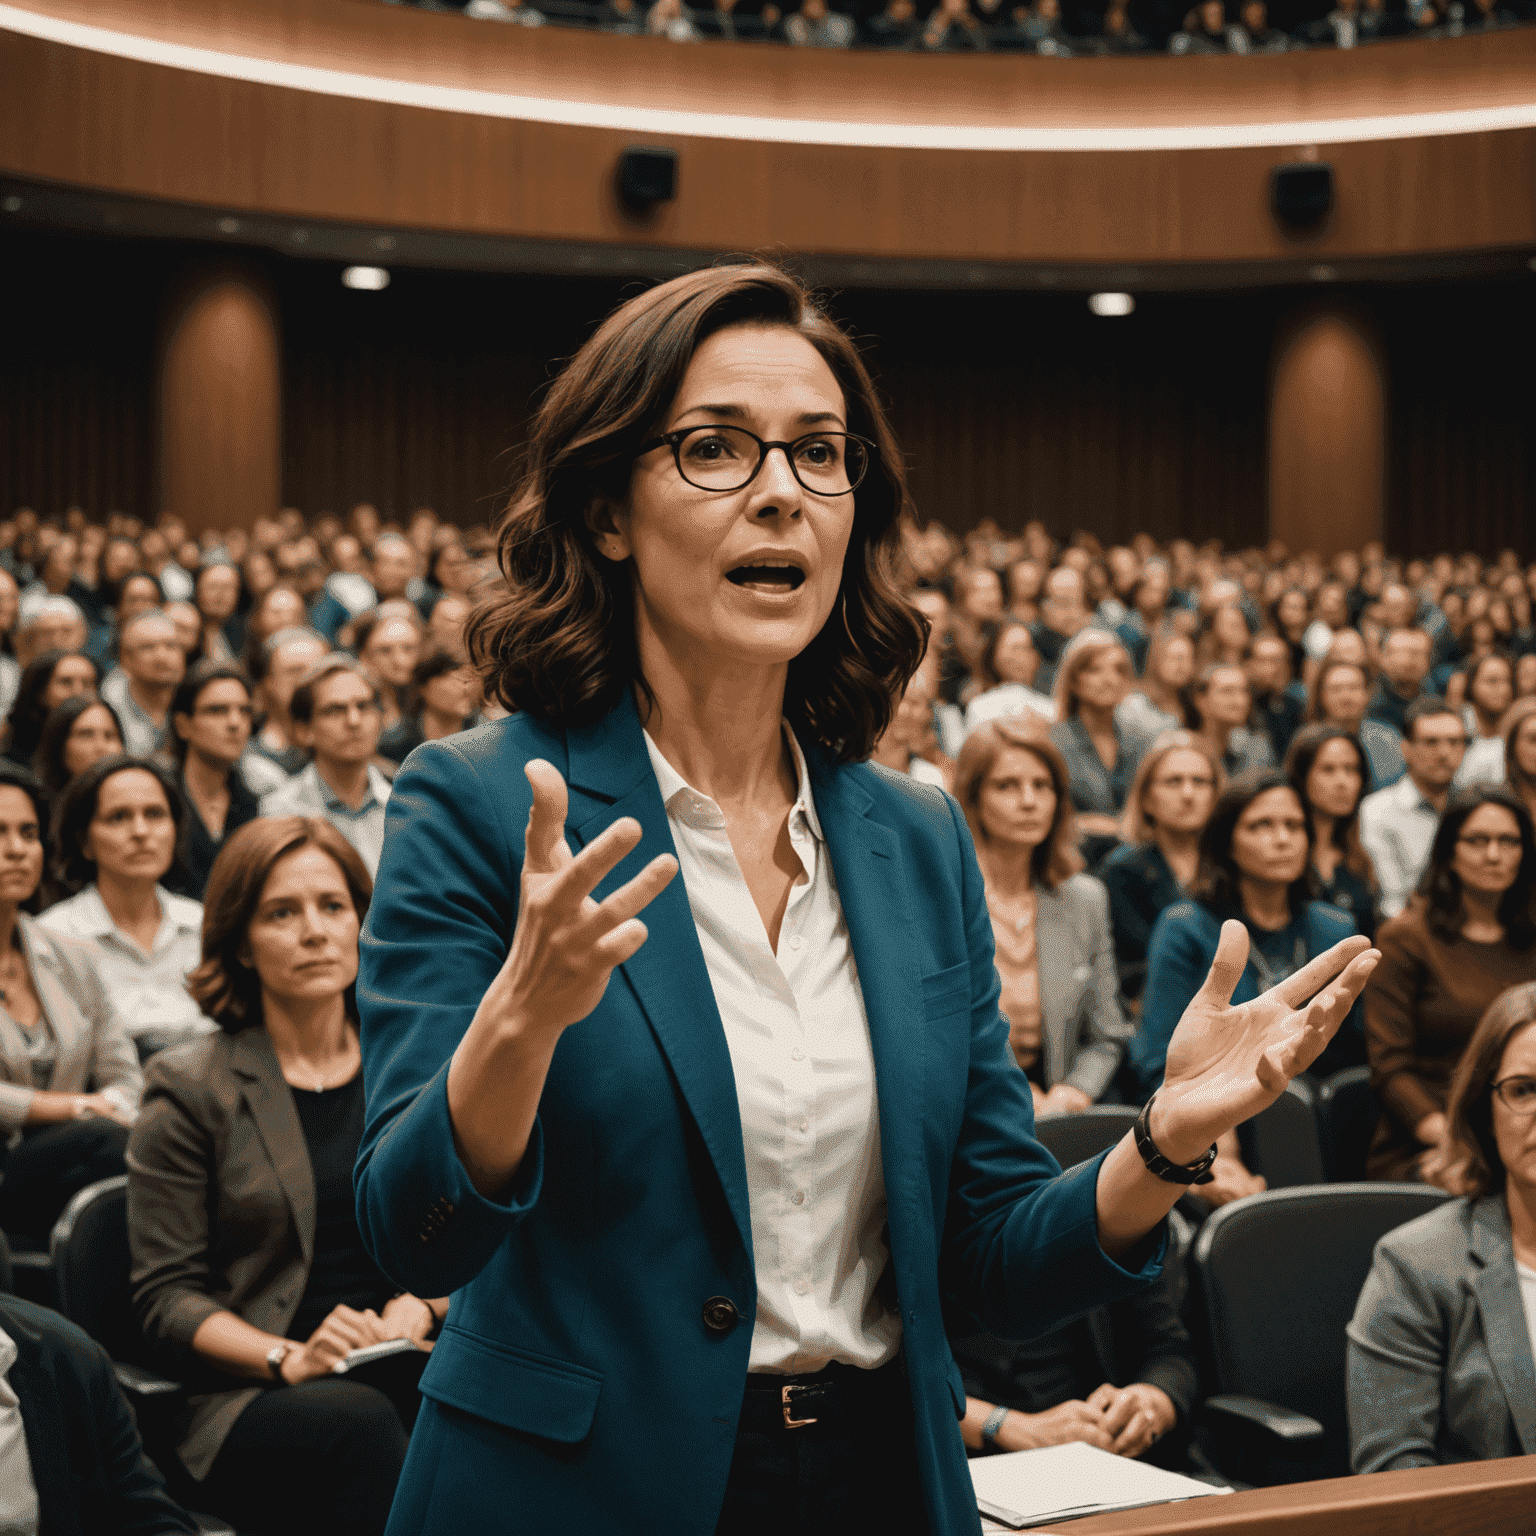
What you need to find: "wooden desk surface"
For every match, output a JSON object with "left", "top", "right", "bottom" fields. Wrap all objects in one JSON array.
[{"left": 1030, "top": 1455, "right": 1536, "bottom": 1535}]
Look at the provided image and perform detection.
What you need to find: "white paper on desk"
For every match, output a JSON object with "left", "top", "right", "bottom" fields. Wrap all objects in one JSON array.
[
  {"left": 969, "top": 1442, "right": 1229, "bottom": 1529},
  {"left": 331, "top": 1338, "right": 423, "bottom": 1374}
]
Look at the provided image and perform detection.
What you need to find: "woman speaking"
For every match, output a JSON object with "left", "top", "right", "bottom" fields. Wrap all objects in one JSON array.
[{"left": 354, "top": 263, "right": 1377, "bottom": 1536}]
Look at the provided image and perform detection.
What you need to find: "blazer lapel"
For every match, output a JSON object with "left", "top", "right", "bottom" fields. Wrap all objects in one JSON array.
[
  {"left": 1469, "top": 1195, "right": 1536, "bottom": 1454},
  {"left": 230, "top": 1029, "right": 316, "bottom": 1265},
  {"left": 564, "top": 692, "right": 754, "bottom": 1263},
  {"left": 1033, "top": 888, "right": 1073, "bottom": 1089},
  {"left": 9, "top": 1335, "right": 79, "bottom": 1536}
]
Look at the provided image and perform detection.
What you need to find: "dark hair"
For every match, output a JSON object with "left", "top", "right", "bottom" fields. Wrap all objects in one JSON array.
[
  {"left": 168, "top": 661, "right": 253, "bottom": 767},
  {"left": 1284, "top": 723, "right": 1376, "bottom": 886},
  {"left": 247, "top": 623, "right": 328, "bottom": 690},
  {"left": 411, "top": 647, "right": 466, "bottom": 691},
  {"left": 0, "top": 764, "right": 53, "bottom": 913},
  {"left": 288, "top": 655, "right": 381, "bottom": 727},
  {"left": 426, "top": 539, "right": 469, "bottom": 590},
  {"left": 102, "top": 569, "right": 163, "bottom": 616},
  {"left": 33, "top": 695, "right": 126, "bottom": 795},
  {"left": 3, "top": 650, "right": 101, "bottom": 766},
  {"left": 973, "top": 619, "right": 1036, "bottom": 693},
  {"left": 1445, "top": 982, "right": 1536, "bottom": 1198},
  {"left": 465, "top": 261, "right": 926, "bottom": 763},
  {"left": 1463, "top": 650, "right": 1514, "bottom": 717},
  {"left": 187, "top": 816, "right": 373, "bottom": 1033},
  {"left": 1307, "top": 656, "right": 1370, "bottom": 724},
  {"left": 1402, "top": 694, "right": 1462, "bottom": 744},
  {"left": 1418, "top": 784, "right": 1536, "bottom": 949},
  {"left": 52, "top": 754, "right": 187, "bottom": 894},
  {"left": 349, "top": 605, "right": 424, "bottom": 665},
  {"left": 1195, "top": 767, "right": 1315, "bottom": 917}
]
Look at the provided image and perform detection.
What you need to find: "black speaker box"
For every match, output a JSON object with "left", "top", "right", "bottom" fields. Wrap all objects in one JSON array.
[
  {"left": 1271, "top": 163, "right": 1334, "bottom": 230},
  {"left": 617, "top": 147, "right": 678, "bottom": 212}
]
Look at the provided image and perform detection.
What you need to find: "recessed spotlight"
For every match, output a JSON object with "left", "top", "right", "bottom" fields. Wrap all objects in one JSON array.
[
  {"left": 291, "top": 228, "right": 310, "bottom": 244},
  {"left": 1088, "top": 292, "right": 1135, "bottom": 317},
  {"left": 1309, "top": 264, "right": 1337, "bottom": 282},
  {"left": 1, "top": 195, "right": 21, "bottom": 214},
  {"left": 372, "top": 235, "right": 396, "bottom": 252},
  {"left": 217, "top": 217, "right": 241, "bottom": 234},
  {"left": 342, "top": 265, "right": 391, "bottom": 291}
]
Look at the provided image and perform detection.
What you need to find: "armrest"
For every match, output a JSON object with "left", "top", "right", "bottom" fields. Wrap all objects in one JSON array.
[
  {"left": 111, "top": 1362, "right": 184, "bottom": 1398},
  {"left": 1201, "top": 1394, "right": 1326, "bottom": 1460}
]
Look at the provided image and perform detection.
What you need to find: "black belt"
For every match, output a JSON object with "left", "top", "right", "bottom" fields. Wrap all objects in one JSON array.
[{"left": 739, "top": 1358, "right": 906, "bottom": 1434}]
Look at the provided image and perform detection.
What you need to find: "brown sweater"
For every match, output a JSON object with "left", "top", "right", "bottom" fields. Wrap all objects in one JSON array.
[{"left": 1364, "top": 909, "right": 1536, "bottom": 1181}]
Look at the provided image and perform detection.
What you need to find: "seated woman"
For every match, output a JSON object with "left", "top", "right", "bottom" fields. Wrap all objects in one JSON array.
[
  {"left": 1460, "top": 650, "right": 1515, "bottom": 751},
  {"left": 1348, "top": 981, "right": 1536, "bottom": 1472},
  {"left": 32, "top": 694, "right": 124, "bottom": 795},
  {"left": 1132, "top": 769, "right": 1365, "bottom": 1205},
  {"left": 1097, "top": 730, "right": 1222, "bottom": 1007},
  {"left": 1189, "top": 661, "right": 1273, "bottom": 779},
  {"left": 1049, "top": 629, "right": 1149, "bottom": 870},
  {"left": 1364, "top": 785, "right": 1536, "bottom": 1184},
  {"left": 1459, "top": 692, "right": 1536, "bottom": 794},
  {"left": 0, "top": 764, "right": 141, "bottom": 1242},
  {"left": 869, "top": 670, "right": 953, "bottom": 790},
  {"left": 350, "top": 606, "right": 423, "bottom": 735},
  {"left": 376, "top": 649, "right": 480, "bottom": 766},
  {"left": 38, "top": 756, "right": 211, "bottom": 1062},
  {"left": 961, "top": 618, "right": 1056, "bottom": 739},
  {"left": 1115, "top": 625, "right": 1197, "bottom": 741},
  {"left": 127, "top": 816, "right": 445, "bottom": 1536},
  {"left": 1308, "top": 654, "right": 1405, "bottom": 791},
  {"left": 954, "top": 717, "right": 1132, "bottom": 1113},
  {"left": 1, "top": 649, "right": 100, "bottom": 770},
  {"left": 1285, "top": 723, "right": 1380, "bottom": 942},
  {"left": 167, "top": 662, "right": 262, "bottom": 900}
]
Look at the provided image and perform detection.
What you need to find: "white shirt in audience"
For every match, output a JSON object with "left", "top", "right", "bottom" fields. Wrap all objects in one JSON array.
[
  {"left": 37, "top": 885, "right": 210, "bottom": 1042},
  {"left": 1358, "top": 775, "right": 1441, "bottom": 920},
  {"left": 963, "top": 683, "right": 1056, "bottom": 739},
  {"left": 0, "top": 1323, "right": 40, "bottom": 1536},
  {"left": 643, "top": 724, "right": 901, "bottom": 1375},
  {"left": 99, "top": 670, "right": 167, "bottom": 759},
  {"left": 1455, "top": 734, "right": 1505, "bottom": 788},
  {"left": 261, "top": 762, "right": 392, "bottom": 878}
]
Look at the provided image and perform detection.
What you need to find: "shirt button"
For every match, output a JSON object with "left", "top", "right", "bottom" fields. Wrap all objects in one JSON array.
[
  {"left": 791, "top": 1049, "right": 805, "bottom": 1062},
  {"left": 791, "top": 1191, "right": 805, "bottom": 1206},
  {"left": 794, "top": 1279, "right": 810, "bottom": 1296}
]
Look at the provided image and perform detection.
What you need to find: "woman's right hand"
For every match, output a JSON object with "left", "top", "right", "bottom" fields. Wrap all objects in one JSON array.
[
  {"left": 278, "top": 1305, "right": 394, "bottom": 1384},
  {"left": 75, "top": 1091, "right": 136, "bottom": 1127},
  {"left": 995, "top": 1401, "right": 1116, "bottom": 1453}
]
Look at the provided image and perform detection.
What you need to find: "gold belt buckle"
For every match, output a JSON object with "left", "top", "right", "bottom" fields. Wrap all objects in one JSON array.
[{"left": 782, "top": 1384, "right": 819, "bottom": 1429}]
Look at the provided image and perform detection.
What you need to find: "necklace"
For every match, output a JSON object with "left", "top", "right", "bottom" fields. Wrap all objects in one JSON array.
[{"left": 987, "top": 888, "right": 1037, "bottom": 933}]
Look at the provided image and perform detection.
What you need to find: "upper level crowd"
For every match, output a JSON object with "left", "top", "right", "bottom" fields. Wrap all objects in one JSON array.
[
  {"left": 0, "top": 497, "right": 1533, "bottom": 1532},
  {"left": 384, "top": 0, "right": 1536, "bottom": 56}
]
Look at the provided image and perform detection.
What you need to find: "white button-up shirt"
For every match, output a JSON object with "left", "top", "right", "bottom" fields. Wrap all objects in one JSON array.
[
  {"left": 1358, "top": 774, "right": 1442, "bottom": 919},
  {"left": 36, "top": 884, "right": 211, "bottom": 1041},
  {"left": 260, "top": 761, "right": 392, "bottom": 878},
  {"left": 643, "top": 724, "right": 901, "bottom": 1375},
  {"left": 0, "top": 1323, "right": 40, "bottom": 1536}
]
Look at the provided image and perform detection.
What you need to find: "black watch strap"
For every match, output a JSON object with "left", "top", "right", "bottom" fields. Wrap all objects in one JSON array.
[{"left": 1134, "top": 1095, "right": 1217, "bottom": 1186}]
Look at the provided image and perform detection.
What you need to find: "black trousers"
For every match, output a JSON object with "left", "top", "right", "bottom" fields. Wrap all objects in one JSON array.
[
  {"left": 199, "top": 1351, "right": 425, "bottom": 1536},
  {"left": 714, "top": 1363, "right": 932, "bottom": 1536},
  {"left": 0, "top": 1117, "right": 130, "bottom": 1240}
]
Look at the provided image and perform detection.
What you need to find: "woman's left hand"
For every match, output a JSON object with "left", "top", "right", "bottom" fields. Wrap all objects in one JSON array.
[
  {"left": 1037, "top": 1083, "right": 1092, "bottom": 1119},
  {"left": 1151, "top": 921, "right": 1379, "bottom": 1163},
  {"left": 1086, "top": 1382, "right": 1177, "bottom": 1459},
  {"left": 379, "top": 1294, "right": 438, "bottom": 1348}
]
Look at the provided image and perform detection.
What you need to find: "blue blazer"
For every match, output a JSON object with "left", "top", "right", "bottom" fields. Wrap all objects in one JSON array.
[{"left": 354, "top": 689, "right": 1162, "bottom": 1535}]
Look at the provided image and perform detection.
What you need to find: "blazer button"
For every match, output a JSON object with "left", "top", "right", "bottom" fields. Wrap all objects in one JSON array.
[{"left": 702, "top": 1296, "right": 740, "bottom": 1333}]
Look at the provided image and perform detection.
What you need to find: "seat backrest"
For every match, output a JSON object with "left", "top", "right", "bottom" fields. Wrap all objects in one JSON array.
[
  {"left": 1033, "top": 1106, "right": 1140, "bottom": 1171},
  {"left": 1316, "top": 1067, "right": 1380, "bottom": 1183},
  {"left": 49, "top": 1176, "right": 143, "bottom": 1364},
  {"left": 0, "top": 1229, "right": 12, "bottom": 1295},
  {"left": 1192, "top": 1182, "right": 1450, "bottom": 1480},
  {"left": 1240, "top": 1080, "right": 1326, "bottom": 1189}
]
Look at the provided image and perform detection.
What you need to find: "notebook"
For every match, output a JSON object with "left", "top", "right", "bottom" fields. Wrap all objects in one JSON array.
[
  {"left": 331, "top": 1337, "right": 424, "bottom": 1374},
  {"left": 969, "top": 1441, "right": 1229, "bottom": 1529}
]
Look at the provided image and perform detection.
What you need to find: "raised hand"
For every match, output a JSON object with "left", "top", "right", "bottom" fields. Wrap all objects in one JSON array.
[{"left": 1152, "top": 920, "right": 1379, "bottom": 1162}]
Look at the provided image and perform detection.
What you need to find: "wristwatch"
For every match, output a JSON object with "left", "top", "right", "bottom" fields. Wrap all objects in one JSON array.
[
  {"left": 266, "top": 1342, "right": 291, "bottom": 1381},
  {"left": 1133, "top": 1094, "right": 1218, "bottom": 1186},
  {"left": 980, "top": 1404, "right": 1010, "bottom": 1452}
]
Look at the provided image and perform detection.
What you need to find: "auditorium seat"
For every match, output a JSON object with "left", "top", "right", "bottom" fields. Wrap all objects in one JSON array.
[
  {"left": 1239, "top": 1079, "right": 1326, "bottom": 1189},
  {"left": 1190, "top": 1182, "right": 1449, "bottom": 1486},
  {"left": 1316, "top": 1066, "right": 1380, "bottom": 1183},
  {"left": 0, "top": 1227, "right": 12, "bottom": 1295},
  {"left": 1033, "top": 1105, "right": 1139, "bottom": 1170}
]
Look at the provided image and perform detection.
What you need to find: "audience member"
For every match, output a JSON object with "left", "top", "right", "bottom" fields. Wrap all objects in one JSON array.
[
  {"left": 1031, "top": 566, "right": 1098, "bottom": 695},
  {"left": 1368, "top": 628, "right": 1434, "bottom": 736},
  {"left": 962, "top": 619, "right": 1056, "bottom": 737},
  {"left": 1359, "top": 697, "right": 1468, "bottom": 920},
  {"left": 160, "top": 600, "right": 206, "bottom": 669},
  {"left": 0, "top": 569, "right": 21, "bottom": 720},
  {"left": 2, "top": 649, "right": 99, "bottom": 770},
  {"left": 1348, "top": 982, "right": 1536, "bottom": 1471},
  {"left": 1097, "top": 730, "right": 1222, "bottom": 1005},
  {"left": 1168, "top": 0, "right": 1229, "bottom": 52},
  {"left": 415, "top": 538, "right": 477, "bottom": 624},
  {"left": 953, "top": 718, "right": 1132, "bottom": 1110},
  {"left": 1460, "top": 651, "right": 1515, "bottom": 751},
  {"left": 1364, "top": 785, "right": 1536, "bottom": 1182},
  {"left": 1310, "top": 653, "right": 1405, "bottom": 790},
  {"left": 101, "top": 611, "right": 187, "bottom": 759},
  {"left": 376, "top": 650, "right": 479, "bottom": 766},
  {"left": 0, "top": 764, "right": 141, "bottom": 1240},
  {"left": 1189, "top": 661, "right": 1273, "bottom": 778},
  {"left": 1116, "top": 626, "right": 1196, "bottom": 740},
  {"left": 127, "top": 817, "right": 442, "bottom": 1535},
  {"left": 169, "top": 662, "right": 264, "bottom": 900},
  {"left": 1085, "top": 0, "right": 1151, "bottom": 52},
  {"left": 260, "top": 657, "right": 391, "bottom": 878},
  {"left": 0, "top": 1291, "right": 200, "bottom": 1533},
  {"left": 1132, "top": 769, "right": 1365, "bottom": 1200},
  {"left": 250, "top": 625, "right": 330, "bottom": 777},
  {"left": 352, "top": 607, "right": 423, "bottom": 733},
  {"left": 39, "top": 757, "right": 209, "bottom": 1062},
  {"left": 424, "top": 591, "right": 472, "bottom": 663},
  {"left": 238, "top": 585, "right": 308, "bottom": 679},
  {"left": 15, "top": 595, "right": 89, "bottom": 668},
  {"left": 1286, "top": 723, "right": 1380, "bottom": 940},
  {"left": 1049, "top": 630, "right": 1147, "bottom": 868},
  {"left": 32, "top": 694, "right": 125, "bottom": 794},
  {"left": 1246, "top": 631, "right": 1307, "bottom": 763},
  {"left": 192, "top": 562, "right": 243, "bottom": 664},
  {"left": 88, "top": 569, "right": 164, "bottom": 670},
  {"left": 870, "top": 672, "right": 953, "bottom": 789}
]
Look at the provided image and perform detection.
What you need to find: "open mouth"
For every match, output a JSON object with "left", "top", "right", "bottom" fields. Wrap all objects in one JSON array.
[{"left": 726, "top": 564, "right": 806, "bottom": 592}]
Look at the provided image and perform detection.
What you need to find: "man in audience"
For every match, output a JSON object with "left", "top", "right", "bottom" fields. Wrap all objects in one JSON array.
[
  {"left": 99, "top": 609, "right": 186, "bottom": 758},
  {"left": 1031, "top": 566, "right": 1099, "bottom": 695},
  {"left": 1246, "top": 633, "right": 1307, "bottom": 763},
  {"left": 1358, "top": 696, "right": 1468, "bottom": 918},
  {"left": 251, "top": 625, "right": 330, "bottom": 776},
  {"left": 136, "top": 529, "right": 192, "bottom": 602},
  {"left": 260, "top": 655, "right": 391, "bottom": 876},
  {"left": 15, "top": 594, "right": 89, "bottom": 666},
  {"left": 1368, "top": 627, "right": 1433, "bottom": 737},
  {"left": 371, "top": 532, "right": 419, "bottom": 606}
]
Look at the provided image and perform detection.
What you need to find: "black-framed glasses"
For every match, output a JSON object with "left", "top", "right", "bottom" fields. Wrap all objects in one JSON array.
[
  {"left": 636, "top": 425, "right": 874, "bottom": 496},
  {"left": 1492, "top": 1075, "right": 1536, "bottom": 1117}
]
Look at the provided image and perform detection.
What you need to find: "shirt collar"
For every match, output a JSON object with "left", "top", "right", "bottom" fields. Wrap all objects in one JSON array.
[
  {"left": 642, "top": 720, "right": 822, "bottom": 844},
  {"left": 307, "top": 762, "right": 388, "bottom": 815},
  {"left": 71, "top": 884, "right": 200, "bottom": 945},
  {"left": 1394, "top": 775, "right": 1439, "bottom": 815}
]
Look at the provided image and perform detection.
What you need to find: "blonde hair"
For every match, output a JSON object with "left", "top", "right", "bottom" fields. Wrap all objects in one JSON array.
[
  {"left": 1121, "top": 730, "right": 1225, "bottom": 844},
  {"left": 1052, "top": 629, "right": 1132, "bottom": 720}
]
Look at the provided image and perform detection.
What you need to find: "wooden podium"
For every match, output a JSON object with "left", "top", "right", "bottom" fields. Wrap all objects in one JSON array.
[{"left": 1033, "top": 1456, "right": 1536, "bottom": 1535}]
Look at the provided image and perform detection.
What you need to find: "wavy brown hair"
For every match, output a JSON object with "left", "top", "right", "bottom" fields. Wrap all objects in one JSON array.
[
  {"left": 1284, "top": 723, "right": 1376, "bottom": 886},
  {"left": 188, "top": 816, "right": 373, "bottom": 1034},
  {"left": 1444, "top": 981, "right": 1536, "bottom": 1198},
  {"left": 465, "top": 261, "right": 927, "bottom": 762},
  {"left": 952, "top": 716, "right": 1082, "bottom": 892}
]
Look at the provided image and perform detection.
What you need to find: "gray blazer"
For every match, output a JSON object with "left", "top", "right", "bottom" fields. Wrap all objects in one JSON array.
[
  {"left": 1034, "top": 873, "right": 1133, "bottom": 1100},
  {"left": 127, "top": 1027, "right": 317, "bottom": 1481},
  {"left": 0, "top": 915, "right": 142, "bottom": 1141},
  {"left": 1347, "top": 1194, "right": 1536, "bottom": 1473}
]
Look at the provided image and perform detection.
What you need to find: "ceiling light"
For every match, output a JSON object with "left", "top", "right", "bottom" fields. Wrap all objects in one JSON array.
[
  {"left": 1088, "top": 292, "right": 1135, "bottom": 317},
  {"left": 342, "top": 266, "right": 391, "bottom": 291}
]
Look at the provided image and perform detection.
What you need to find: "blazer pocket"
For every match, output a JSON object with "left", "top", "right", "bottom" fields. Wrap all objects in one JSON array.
[
  {"left": 921, "top": 961, "right": 971, "bottom": 1024},
  {"left": 418, "top": 1325, "right": 603, "bottom": 1444}
]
